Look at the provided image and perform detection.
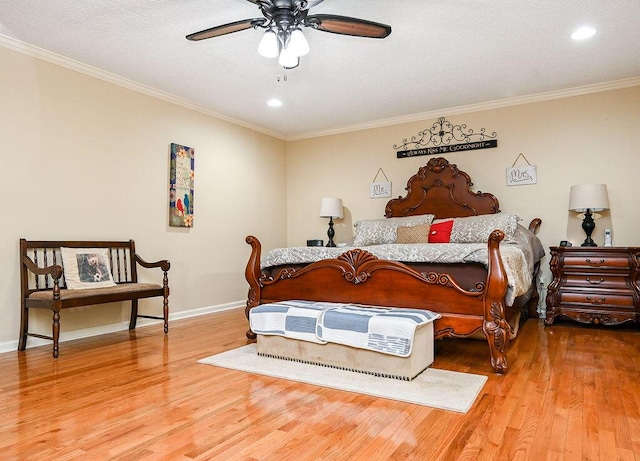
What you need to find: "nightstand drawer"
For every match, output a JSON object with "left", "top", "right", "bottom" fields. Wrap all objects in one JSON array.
[
  {"left": 559, "top": 291, "right": 635, "bottom": 309},
  {"left": 562, "top": 274, "right": 630, "bottom": 290},
  {"left": 562, "top": 255, "right": 630, "bottom": 270}
]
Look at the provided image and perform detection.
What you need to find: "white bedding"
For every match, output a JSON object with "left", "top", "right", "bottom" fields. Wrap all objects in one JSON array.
[{"left": 261, "top": 226, "right": 544, "bottom": 306}]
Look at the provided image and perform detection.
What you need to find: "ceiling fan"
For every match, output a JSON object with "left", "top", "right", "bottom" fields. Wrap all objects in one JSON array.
[{"left": 186, "top": 0, "right": 392, "bottom": 70}]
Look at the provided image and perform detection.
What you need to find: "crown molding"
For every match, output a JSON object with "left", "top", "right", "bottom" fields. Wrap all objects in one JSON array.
[
  {"left": 2, "top": 33, "right": 638, "bottom": 143},
  {"left": 0, "top": 34, "right": 285, "bottom": 140},
  {"left": 287, "top": 77, "right": 640, "bottom": 141}
]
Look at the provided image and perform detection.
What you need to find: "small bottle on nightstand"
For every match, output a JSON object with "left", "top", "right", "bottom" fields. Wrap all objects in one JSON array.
[{"left": 604, "top": 229, "right": 612, "bottom": 247}]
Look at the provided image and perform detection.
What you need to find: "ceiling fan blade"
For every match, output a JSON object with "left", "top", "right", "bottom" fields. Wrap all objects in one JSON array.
[
  {"left": 186, "top": 18, "right": 266, "bottom": 41},
  {"left": 304, "top": 14, "right": 391, "bottom": 38}
]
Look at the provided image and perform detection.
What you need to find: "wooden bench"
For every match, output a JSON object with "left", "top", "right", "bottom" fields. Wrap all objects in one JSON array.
[{"left": 19, "top": 239, "right": 170, "bottom": 358}]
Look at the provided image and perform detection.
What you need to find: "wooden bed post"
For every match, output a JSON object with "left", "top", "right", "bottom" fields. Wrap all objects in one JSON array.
[
  {"left": 244, "top": 236, "right": 262, "bottom": 340},
  {"left": 482, "top": 230, "right": 511, "bottom": 374}
]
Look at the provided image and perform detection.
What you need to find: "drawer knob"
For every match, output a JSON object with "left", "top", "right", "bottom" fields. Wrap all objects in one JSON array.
[
  {"left": 585, "top": 258, "right": 605, "bottom": 266},
  {"left": 586, "top": 277, "right": 605, "bottom": 285},
  {"left": 587, "top": 296, "right": 605, "bottom": 304}
]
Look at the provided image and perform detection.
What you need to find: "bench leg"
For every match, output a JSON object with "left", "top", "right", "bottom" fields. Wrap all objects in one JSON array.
[
  {"left": 18, "top": 302, "right": 28, "bottom": 351},
  {"left": 129, "top": 299, "right": 138, "bottom": 330},
  {"left": 52, "top": 310, "right": 60, "bottom": 358},
  {"left": 163, "top": 295, "right": 169, "bottom": 334}
]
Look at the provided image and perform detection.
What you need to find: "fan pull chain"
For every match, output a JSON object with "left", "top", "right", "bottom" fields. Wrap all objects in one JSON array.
[{"left": 277, "top": 69, "right": 288, "bottom": 82}]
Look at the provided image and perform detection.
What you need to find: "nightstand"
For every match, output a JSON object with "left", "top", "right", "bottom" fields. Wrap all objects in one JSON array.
[{"left": 545, "top": 246, "right": 640, "bottom": 326}]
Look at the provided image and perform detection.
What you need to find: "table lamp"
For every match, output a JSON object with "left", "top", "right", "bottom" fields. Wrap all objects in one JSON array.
[
  {"left": 568, "top": 184, "right": 610, "bottom": 247},
  {"left": 319, "top": 198, "right": 343, "bottom": 247}
]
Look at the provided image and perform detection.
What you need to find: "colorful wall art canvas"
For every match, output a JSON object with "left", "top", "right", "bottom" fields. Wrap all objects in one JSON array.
[{"left": 169, "top": 143, "right": 195, "bottom": 227}]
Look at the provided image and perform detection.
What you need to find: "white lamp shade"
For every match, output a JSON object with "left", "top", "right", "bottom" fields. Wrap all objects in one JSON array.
[
  {"left": 319, "top": 198, "right": 344, "bottom": 219},
  {"left": 258, "top": 29, "right": 278, "bottom": 58},
  {"left": 278, "top": 46, "right": 299, "bottom": 69},
  {"left": 569, "top": 184, "right": 610, "bottom": 212},
  {"left": 289, "top": 28, "right": 309, "bottom": 56}
]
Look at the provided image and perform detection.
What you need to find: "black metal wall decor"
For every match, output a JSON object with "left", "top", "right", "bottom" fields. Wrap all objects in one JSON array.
[{"left": 394, "top": 117, "right": 498, "bottom": 159}]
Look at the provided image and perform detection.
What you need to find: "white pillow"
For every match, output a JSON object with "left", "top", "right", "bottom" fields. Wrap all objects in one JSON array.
[
  {"left": 60, "top": 247, "right": 117, "bottom": 290},
  {"left": 449, "top": 214, "right": 520, "bottom": 243},
  {"left": 353, "top": 215, "right": 435, "bottom": 246}
]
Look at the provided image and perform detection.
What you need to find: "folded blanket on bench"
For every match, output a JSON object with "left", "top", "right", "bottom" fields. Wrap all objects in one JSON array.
[
  {"left": 250, "top": 300, "right": 328, "bottom": 344},
  {"left": 249, "top": 300, "right": 440, "bottom": 357},
  {"left": 317, "top": 305, "right": 440, "bottom": 357}
]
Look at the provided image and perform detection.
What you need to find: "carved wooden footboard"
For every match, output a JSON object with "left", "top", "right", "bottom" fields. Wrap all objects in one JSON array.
[{"left": 244, "top": 230, "right": 514, "bottom": 374}]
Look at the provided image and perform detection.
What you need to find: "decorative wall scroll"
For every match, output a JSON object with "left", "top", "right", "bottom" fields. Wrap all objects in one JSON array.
[
  {"left": 370, "top": 168, "right": 392, "bottom": 198},
  {"left": 169, "top": 143, "right": 195, "bottom": 227},
  {"left": 506, "top": 153, "right": 537, "bottom": 186},
  {"left": 394, "top": 116, "right": 498, "bottom": 159}
]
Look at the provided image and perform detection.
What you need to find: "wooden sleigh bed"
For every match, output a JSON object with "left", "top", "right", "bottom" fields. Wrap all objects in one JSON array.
[{"left": 244, "top": 157, "right": 543, "bottom": 374}]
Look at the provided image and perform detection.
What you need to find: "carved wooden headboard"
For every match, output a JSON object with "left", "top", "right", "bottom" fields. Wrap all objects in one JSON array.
[{"left": 385, "top": 157, "right": 500, "bottom": 219}]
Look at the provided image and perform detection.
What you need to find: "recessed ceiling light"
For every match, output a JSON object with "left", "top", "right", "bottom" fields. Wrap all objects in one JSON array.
[
  {"left": 571, "top": 26, "right": 596, "bottom": 40},
  {"left": 267, "top": 98, "right": 282, "bottom": 107}
]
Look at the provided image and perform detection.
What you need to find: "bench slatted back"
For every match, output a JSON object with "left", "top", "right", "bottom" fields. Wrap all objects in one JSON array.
[{"left": 20, "top": 240, "right": 138, "bottom": 293}]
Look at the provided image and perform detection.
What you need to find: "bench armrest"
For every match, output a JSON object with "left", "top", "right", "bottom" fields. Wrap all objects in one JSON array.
[
  {"left": 22, "top": 255, "right": 63, "bottom": 280},
  {"left": 134, "top": 254, "right": 170, "bottom": 272}
]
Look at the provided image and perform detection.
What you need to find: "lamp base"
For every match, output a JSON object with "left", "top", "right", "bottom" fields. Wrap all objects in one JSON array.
[
  {"left": 580, "top": 209, "right": 597, "bottom": 247},
  {"left": 326, "top": 217, "right": 336, "bottom": 247}
]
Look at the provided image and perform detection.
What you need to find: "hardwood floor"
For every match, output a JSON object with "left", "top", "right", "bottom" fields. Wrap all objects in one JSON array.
[{"left": 2, "top": 308, "right": 639, "bottom": 460}]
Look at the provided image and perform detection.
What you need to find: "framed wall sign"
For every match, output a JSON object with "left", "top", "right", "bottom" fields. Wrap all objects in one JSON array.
[
  {"left": 169, "top": 143, "right": 195, "bottom": 227},
  {"left": 506, "top": 153, "right": 537, "bottom": 186},
  {"left": 370, "top": 168, "right": 392, "bottom": 198}
]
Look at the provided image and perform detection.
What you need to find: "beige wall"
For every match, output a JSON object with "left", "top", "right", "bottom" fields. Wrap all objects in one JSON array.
[
  {"left": 0, "top": 46, "right": 287, "bottom": 347},
  {"left": 286, "top": 86, "right": 640, "bottom": 286},
  {"left": 2, "top": 41, "right": 638, "bottom": 349}
]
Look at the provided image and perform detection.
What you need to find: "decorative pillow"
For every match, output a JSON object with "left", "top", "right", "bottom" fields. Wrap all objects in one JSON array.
[
  {"left": 449, "top": 214, "right": 520, "bottom": 243},
  {"left": 396, "top": 223, "right": 431, "bottom": 244},
  {"left": 428, "top": 220, "right": 454, "bottom": 243},
  {"left": 353, "top": 215, "right": 435, "bottom": 246},
  {"left": 60, "top": 248, "right": 117, "bottom": 290}
]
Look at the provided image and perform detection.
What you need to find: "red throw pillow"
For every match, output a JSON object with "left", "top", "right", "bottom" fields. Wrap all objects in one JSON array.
[{"left": 428, "top": 220, "right": 454, "bottom": 243}]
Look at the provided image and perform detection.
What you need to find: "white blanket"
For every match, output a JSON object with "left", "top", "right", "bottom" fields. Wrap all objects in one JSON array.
[
  {"left": 249, "top": 300, "right": 441, "bottom": 357},
  {"left": 316, "top": 305, "right": 440, "bottom": 357}
]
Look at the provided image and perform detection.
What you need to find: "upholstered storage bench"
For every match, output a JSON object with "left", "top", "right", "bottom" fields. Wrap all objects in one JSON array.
[
  {"left": 249, "top": 300, "right": 439, "bottom": 380},
  {"left": 19, "top": 239, "right": 170, "bottom": 358}
]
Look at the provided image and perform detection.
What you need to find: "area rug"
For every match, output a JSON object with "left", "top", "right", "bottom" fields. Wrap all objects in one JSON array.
[{"left": 198, "top": 344, "right": 487, "bottom": 413}]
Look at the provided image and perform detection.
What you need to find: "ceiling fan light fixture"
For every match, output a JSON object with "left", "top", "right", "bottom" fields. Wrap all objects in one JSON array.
[
  {"left": 278, "top": 47, "right": 299, "bottom": 69},
  {"left": 258, "top": 29, "right": 278, "bottom": 58},
  {"left": 288, "top": 28, "right": 309, "bottom": 56},
  {"left": 187, "top": 1, "right": 392, "bottom": 73}
]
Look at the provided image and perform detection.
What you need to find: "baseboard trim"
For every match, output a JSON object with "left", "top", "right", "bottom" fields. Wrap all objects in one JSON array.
[{"left": 0, "top": 301, "right": 245, "bottom": 355}]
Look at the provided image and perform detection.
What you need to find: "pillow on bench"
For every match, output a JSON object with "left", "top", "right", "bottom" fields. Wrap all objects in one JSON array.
[{"left": 60, "top": 247, "right": 117, "bottom": 290}]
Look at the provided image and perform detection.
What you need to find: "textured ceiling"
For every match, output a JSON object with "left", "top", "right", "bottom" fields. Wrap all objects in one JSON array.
[{"left": 1, "top": 0, "right": 639, "bottom": 140}]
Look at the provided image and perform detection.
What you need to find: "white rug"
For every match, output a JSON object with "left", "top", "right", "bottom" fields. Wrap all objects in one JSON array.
[{"left": 198, "top": 344, "right": 487, "bottom": 413}]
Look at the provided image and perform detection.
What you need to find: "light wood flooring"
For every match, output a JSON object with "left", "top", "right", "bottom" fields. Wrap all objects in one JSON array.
[{"left": 1, "top": 308, "right": 639, "bottom": 460}]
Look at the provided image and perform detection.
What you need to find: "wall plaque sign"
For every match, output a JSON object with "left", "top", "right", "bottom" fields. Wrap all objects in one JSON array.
[
  {"left": 506, "top": 153, "right": 537, "bottom": 186},
  {"left": 394, "top": 117, "right": 498, "bottom": 159},
  {"left": 169, "top": 143, "right": 195, "bottom": 227},
  {"left": 370, "top": 168, "right": 392, "bottom": 198}
]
